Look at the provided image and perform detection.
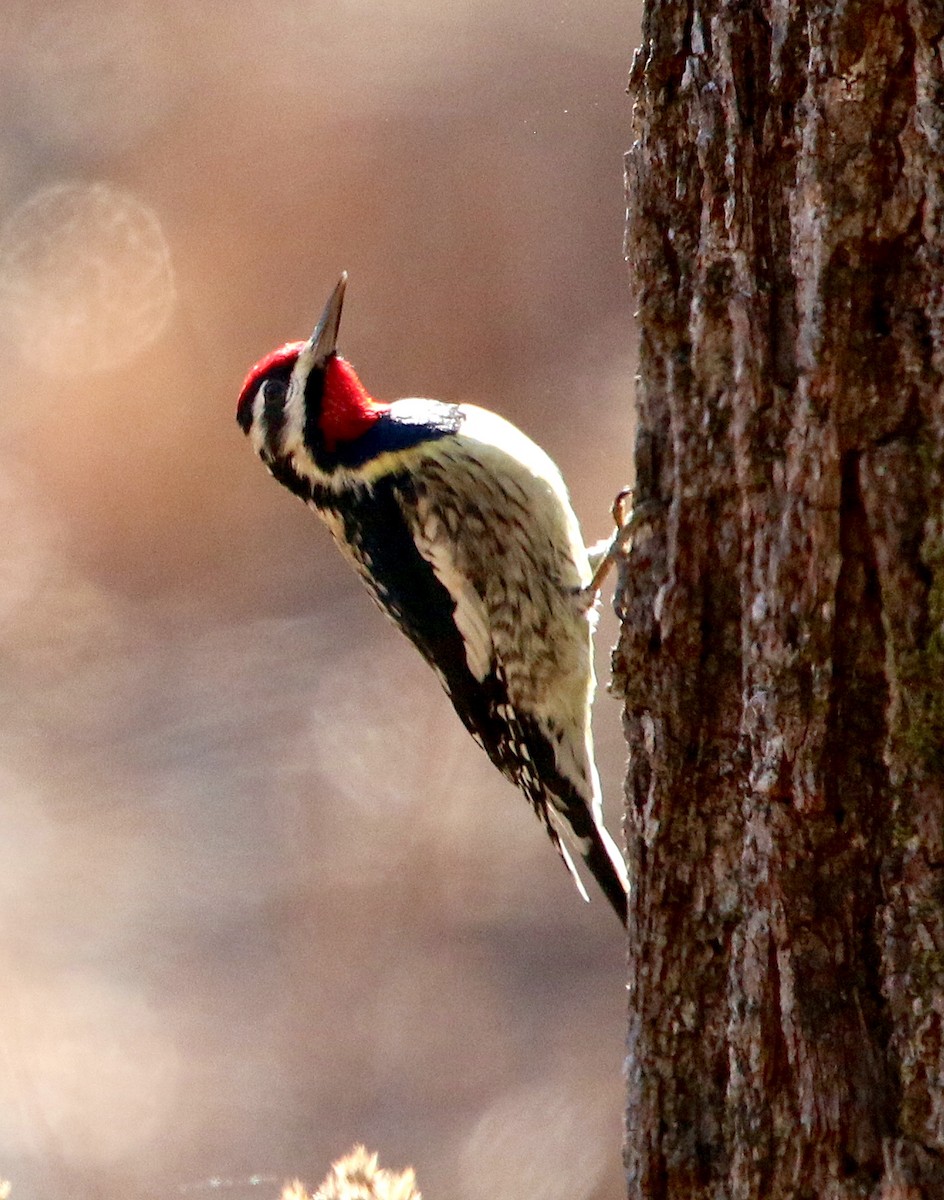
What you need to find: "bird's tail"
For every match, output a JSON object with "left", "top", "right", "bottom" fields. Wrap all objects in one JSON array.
[
  {"left": 545, "top": 797, "right": 628, "bottom": 927},
  {"left": 581, "top": 823, "right": 628, "bottom": 927}
]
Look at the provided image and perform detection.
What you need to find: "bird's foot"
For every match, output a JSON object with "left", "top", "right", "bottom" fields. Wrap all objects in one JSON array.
[{"left": 583, "top": 487, "right": 660, "bottom": 599}]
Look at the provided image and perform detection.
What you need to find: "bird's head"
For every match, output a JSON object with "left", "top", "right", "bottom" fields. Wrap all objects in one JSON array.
[{"left": 236, "top": 273, "right": 387, "bottom": 478}]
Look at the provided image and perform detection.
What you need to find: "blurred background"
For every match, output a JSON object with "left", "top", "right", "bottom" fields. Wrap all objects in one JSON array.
[{"left": 0, "top": 2, "right": 642, "bottom": 1198}]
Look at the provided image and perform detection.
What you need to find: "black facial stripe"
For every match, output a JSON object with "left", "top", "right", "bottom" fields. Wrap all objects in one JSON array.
[
  {"left": 265, "top": 456, "right": 313, "bottom": 503},
  {"left": 236, "top": 392, "right": 254, "bottom": 433},
  {"left": 262, "top": 376, "right": 289, "bottom": 446}
]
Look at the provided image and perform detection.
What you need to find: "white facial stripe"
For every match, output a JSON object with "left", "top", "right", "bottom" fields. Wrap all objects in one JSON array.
[
  {"left": 279, "top": 357, "right": 310, "bottom": 460},
  {"left": 250, "top": 386, "right": 267, "bottom": 456}
]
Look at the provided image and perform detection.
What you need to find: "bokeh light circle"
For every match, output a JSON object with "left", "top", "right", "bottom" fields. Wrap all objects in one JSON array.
[{"left": 0, "top": 181, "right": 175, "bottom": 376}]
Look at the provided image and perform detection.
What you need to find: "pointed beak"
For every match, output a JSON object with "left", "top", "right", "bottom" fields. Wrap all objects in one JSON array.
[{"left": 305, "top": 272, "right": 347, "bottom": 365}]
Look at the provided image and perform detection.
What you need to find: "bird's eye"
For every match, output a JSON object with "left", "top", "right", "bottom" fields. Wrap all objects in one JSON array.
[
  {"left": 262, "top": 377, "right": 288, "bottom": 406},
  {"left": 261, "top": 376, "right": 290, "bottom": 433}
]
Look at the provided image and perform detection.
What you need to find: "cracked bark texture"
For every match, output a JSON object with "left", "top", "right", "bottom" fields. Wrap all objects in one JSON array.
[{"left": 614, "top": 3, "right": 944, "bottom": 1198}]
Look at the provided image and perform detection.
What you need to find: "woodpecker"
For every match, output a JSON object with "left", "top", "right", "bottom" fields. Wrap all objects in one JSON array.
[{"left": 236, "top": 274, "right": 629, "bottom": 924}]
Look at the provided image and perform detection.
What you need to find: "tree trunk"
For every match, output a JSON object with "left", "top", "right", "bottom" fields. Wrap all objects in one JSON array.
[{"left": 615, "top": 3, "right": 944, "bottom": 1197}]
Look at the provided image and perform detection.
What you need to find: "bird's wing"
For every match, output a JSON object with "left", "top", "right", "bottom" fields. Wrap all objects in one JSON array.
[
  {"left": 324, "top": 474, "right": 499, "bottom": 735},
  {"left": 324, "top": 474, "right": 627, "bottom": 919}
]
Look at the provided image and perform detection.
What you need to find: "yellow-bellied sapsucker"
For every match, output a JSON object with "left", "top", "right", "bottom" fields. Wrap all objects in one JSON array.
[{"left": 236, "top": 275, "right": 628, "bottom": 924}]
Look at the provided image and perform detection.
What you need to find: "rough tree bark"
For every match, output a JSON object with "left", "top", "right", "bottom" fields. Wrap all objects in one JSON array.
[{"left": 614, "top": 3, "right": 944, "bottom": 1198}]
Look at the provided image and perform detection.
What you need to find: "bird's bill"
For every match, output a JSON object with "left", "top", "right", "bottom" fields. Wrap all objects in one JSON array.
[{"left": 305, "top": 271, "right": 348, "bottom": 364}]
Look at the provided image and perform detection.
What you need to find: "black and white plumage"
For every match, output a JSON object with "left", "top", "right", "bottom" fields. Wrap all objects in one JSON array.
[{"left": 236, "top": 274, "right": 628, "bottom": 924}]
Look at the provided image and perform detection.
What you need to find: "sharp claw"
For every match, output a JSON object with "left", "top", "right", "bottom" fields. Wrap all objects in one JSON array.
[
  {"left": 585, "top": 490, "right": 660, "bottom": 597},
  {"left": 611, "top": 485, "right": 634, "bottom": 530}
]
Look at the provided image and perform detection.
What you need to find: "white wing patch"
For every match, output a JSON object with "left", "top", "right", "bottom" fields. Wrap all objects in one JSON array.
[
  {"left": 411, "top": 504, "right": 494, "bottom": 681},
  {"left": 545, "top": 807, "right": 591, "bottom": 903}
]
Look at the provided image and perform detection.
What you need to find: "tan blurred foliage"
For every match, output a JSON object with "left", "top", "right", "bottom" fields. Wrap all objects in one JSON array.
[
  {"left": 284, "top": 1146, "right": 419, "bottom": 1200},
  {"left": 0, "top": 2, "right": 641, "bottom": 1198}
]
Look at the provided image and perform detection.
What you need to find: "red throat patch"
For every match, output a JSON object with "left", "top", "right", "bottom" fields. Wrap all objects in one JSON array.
[{"left": 320, "top": 355, "right": 387, "bottom": 450}]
